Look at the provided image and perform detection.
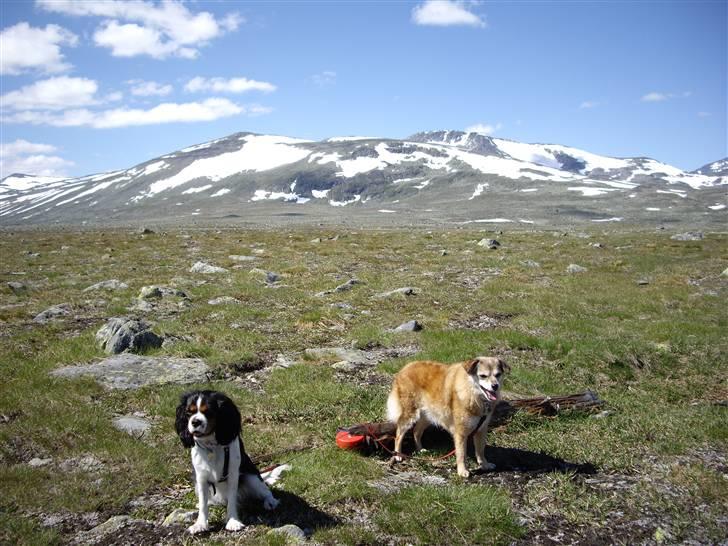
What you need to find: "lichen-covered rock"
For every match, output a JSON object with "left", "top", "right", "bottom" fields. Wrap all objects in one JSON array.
[
  {"left": 95, "top": 318, "right": 163, "bottom": 354},
  {"left": 33, "top": 303, "right": 72, "bottom": 323},
  {"left": 51, "top": 354, "right": 209, "bottom": 390}
]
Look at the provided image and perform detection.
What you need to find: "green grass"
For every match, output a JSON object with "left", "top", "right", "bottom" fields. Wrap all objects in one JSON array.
[{"left": 0, "top": 227, "right": 725, "bottom": 544}]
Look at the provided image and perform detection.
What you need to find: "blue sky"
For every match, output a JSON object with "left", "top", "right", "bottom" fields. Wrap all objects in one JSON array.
[{"left": 1, "top": 0, "right": 725, "bottom": 178}]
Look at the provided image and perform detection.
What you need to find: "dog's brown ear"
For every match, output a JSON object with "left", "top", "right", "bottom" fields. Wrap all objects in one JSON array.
[
  {"left": 463, "top": 358, "right": 480, "bottom": 374},
  {"left": 498, "top": 358, "right": 510, "bottom": 374}
]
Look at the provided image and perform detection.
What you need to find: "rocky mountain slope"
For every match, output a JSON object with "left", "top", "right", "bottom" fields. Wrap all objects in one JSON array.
[{"left": 1, "top": 131, "right": 725, "bottom": 227}]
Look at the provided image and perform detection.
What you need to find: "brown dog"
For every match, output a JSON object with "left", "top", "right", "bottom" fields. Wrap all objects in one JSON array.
[{"left": 387, "top": 356, "right": 509, "bottom": 477}]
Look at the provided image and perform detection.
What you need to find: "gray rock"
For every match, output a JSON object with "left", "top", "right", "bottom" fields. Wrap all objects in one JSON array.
[
  {"left": 375, "top": 287, "right": 417, "bottom": 298},
  {"left": 7, "top": 281, "right": 27, "bottom": 295},
  {"left": 228, "top": 254, "right": 259, "bottom": 262},
  {"left": 28, "top": 457, "right": 53, "bottom": 467},
  {"left": 83, "top": 279, "right": 129, "bottom": 292},
  {"left": 162, "top": 508, "right": 197, "bottom": 527},
  {"left": 112, "top": 415, "right": 152, "bottom": 438},
  {"left": 315, "top": 278, "right": 361, "bottom": 297},
  {"left": 267, "top": 524, "right": 306, "bottom": 543},
  {"left": 77, "top": 515, "right": 150, "bottom": 543},
  {"left": 33, "top": 303, "right": 72, "bottom": 323},
  {"left": 51, "top": 353, "right": 209, "bottom": 390},
  {"left": 477, "top": 238, "right": 501, "bottom": 249},
  {"left": 521, "top": 260, "right": 541, "bottom": 268},
  {"left": 335, "top": 279, "right": 360, "bottom": 292},
  {"left": 566, "top": 264, "right": 587, "bottom": 274},
  {"left": 138, "top": 285, "right": 188, "bottom": 300},
  {"left": 190, "top": 261, "right": 227, "bottom": 274},
  {"left": 331, "top": 360, "right": 362, "bottom": 371},
  {"left": 670, "top": 232, "right": 703, "bottom": 241},
  {"left": 310, "top": 237, "right": 322, "bottom": 243},
  {"left": 720, "top": 268, "right": 728, "bottom": 278},
  {"left": 95, "top": 318, "right": 163, "bottom": 354},
  {"left": 59, "top": 455, "right": 104, "bottom": 473},
  {"left": 394, "top": 320, "right": 423, "bottom": 332},
  {"left": 139, "top": 227, "right": 155, "bottom": 234},
  {"left": 208, "top": 296, "right": 240, "bottom": 305}
]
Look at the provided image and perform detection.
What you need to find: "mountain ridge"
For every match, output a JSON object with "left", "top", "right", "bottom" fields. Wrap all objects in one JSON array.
[{"left": 1, "top": 130, "right": 725, "bottom": 227}]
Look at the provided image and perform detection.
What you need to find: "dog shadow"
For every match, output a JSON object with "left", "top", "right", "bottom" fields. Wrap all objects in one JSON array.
[
  {"left": 239, "top": 490, "right": 338, "bottom": 532},
  {"left": 413, "top": 427, "right": 597, "bottom": 475}
]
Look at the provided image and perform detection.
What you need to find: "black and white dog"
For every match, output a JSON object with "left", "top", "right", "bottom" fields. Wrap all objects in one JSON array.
[{"left": 175, "top": 390, "right": 279, "bottom": 534}]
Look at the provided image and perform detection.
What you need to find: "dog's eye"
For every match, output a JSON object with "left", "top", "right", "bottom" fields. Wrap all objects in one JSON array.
[
  {"left": 495, "top": 372, "right": 502, "bottom": 378},
  {"left": 478, "top": 374, "right": 487, "bottom": 379}
]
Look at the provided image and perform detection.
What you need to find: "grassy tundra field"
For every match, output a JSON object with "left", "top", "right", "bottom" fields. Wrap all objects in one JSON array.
[{"left": 0, "top": 226, "right": 726, "bottom": 545}]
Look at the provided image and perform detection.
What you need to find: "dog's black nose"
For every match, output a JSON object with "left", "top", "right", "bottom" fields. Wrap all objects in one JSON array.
[
  {"left": 492, "top": 384, "right": 499, "bottom": 391},
  {"left": 191, "top": 418, "right": 202, "bottom": 427}
]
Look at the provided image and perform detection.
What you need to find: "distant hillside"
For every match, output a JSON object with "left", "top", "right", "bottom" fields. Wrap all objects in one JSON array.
[{"left": 1, "top": 131, "right": 725, "bottom": 227}]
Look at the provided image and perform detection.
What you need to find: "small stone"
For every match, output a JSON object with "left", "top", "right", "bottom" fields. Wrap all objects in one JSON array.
[
  {"left": 162, "top": 508, "right": 197, "bottom": 527},
  {"left": 228, "top": 254, "right": 259, "bottom": 262},
  {"left": 208, "top": 296, "right": 240, "bottom": 305},
  {"left": 28, "top": 457, "right": 53, "bottom": 467},
  {"left": 112, "top": 415, "right": 152, "bottom": 438},
  {"left": 83, "top": 279, "right": 129, "bottom": 292},
  {"left": 394, "top": 320, "right": 423, "bottom": 332},
  {"left": 566, "top": 264, "right": 587, "bottom": 274},
  {"left": 637, "top": 279, "right": 649, "bottom": 285},
  {"left": 477, "top": 238, "right": 500, "bottom": 249},
  {"left": 33, "top": 303, "right": 72, "bottom": 323},
  {"left": 95, "top": 318, "right": 163, "bottom": 354},
  {"left": 375, "top": 287, "right": 417, "bottom": 298},
  {"left": 267, "top": 524, "right": 306, "bottom": 543},
  {"left": 440, "top": 250, "right": 448, "bottom": 256},
  {"left": 310, "top": 238, "right": 322, "bottom": 244},
  {"left": 521, "top": 260, "right": 541, "bottom": 268},
  {"left": 670, "top": 232, "right": 703, "bottom": 241},
  {"left": 334, "top": 279, "right": 360, "bottom": 292},
  {"left": 7, "top": 281, "right": 27, "bottom": 295},
  {"left": 190, "top": 261, "right": 227, "bottom": 274},
  {"left": 139, "top": 227, "right": 155, "bottom": 234},
  {"left": 720, "top": 268, "right": 728, "bottom": 278}
]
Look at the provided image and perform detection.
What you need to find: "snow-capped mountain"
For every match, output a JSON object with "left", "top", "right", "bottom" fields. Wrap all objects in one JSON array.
[
  {"left": 1, "top": 131, "right": 725, "bottom": 226},
  {"left": 693, "top": 158, "right": 728, "bottom": 177}
]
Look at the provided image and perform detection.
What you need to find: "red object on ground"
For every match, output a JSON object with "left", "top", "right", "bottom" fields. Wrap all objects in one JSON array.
[{"left": 336, "top": 429, "right": 366, "bottom": 450}]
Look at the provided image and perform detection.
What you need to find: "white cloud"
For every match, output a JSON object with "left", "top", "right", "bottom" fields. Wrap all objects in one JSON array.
[
  {"left": 641, "top": 92, "right": 668, "bottom": 103},
  {"left": 1, "top": 77, "right": 99, "bottom": 111},
  {"left": 311, "top": 71, "right": 337, "bottom": 87},
  {"left": 641, "top": 91, "right": 692, "bottom": 102},
  {"left": 412, "top": 1, "right": 486, "bottom": 28},
  {"left": 697, "top": 111, "right": 711, "bottom": 118},
  {"left": 128, "top": 80, "right": 173, "bottom": 97},
  {"left": 0, "top": 139, "right": 74, "bottom": 176},
  {"left": 1, "top": 98, "right": 261, "bottom": 128},
  {"left": 466, "top": 122, "right": 502, "bottom": 135},
  {"left": 579, "top": 100, "right": 599, "bottom": 109},
  {"left": 184, "top": 77, "right": 276, "bottom": 94},
  {"left": 37, "top": 0, "right": 242, "bottom": 59},
  {"left": 0, "top": 22, "right": 78, "bottom": 75}
]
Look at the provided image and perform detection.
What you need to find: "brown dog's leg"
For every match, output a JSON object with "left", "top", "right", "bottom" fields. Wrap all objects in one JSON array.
[
  {"left": 454, "top": 431, "right": 470, "bottom": 478},
  {"left": 412, "top": 417, "right": 429, "bottom": 451},
  {"left": 473, "top": 426, "right": 496, "bottom": 471}
]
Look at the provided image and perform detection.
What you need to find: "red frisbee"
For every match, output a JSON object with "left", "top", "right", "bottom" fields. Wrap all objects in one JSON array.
[{"left": 336, "top": 429, "right": 366, "bottom": 450}]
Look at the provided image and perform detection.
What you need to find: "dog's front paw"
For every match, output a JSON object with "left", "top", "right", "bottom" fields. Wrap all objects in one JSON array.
[
  {"left": 188, "top": 521, "right": 209, "bottom": 535},
  {"left": 480, "top": 461, "right": 496, "bottom": 471},
  {"left": 263, "top": 496, "right": 280, "bottom": 511},
  {"left": 225, "top": 518, "right": 244, "bottom": 532},
  {"left": 457, "top": 468, "right": 471, "bottom": 478}
]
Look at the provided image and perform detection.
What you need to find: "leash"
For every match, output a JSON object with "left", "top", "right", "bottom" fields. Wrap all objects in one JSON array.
[{"left": 371, "top": 403, "right": 493, "bottom": 463}]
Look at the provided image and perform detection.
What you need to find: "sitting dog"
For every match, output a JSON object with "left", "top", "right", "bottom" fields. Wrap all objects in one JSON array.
[
  {"left": 387, "top": 356, "right": 509, "bottom": 477},
  {"left": 175, "top": 390, "right": 279, "bottom": 534}
]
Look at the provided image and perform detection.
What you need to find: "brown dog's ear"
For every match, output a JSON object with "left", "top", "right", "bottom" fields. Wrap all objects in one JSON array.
[
  {"left": 498, "top": 358, "right": 510, "bottom": 374},
  {"left": 462, "top": 358, "right": 480, "bottom": 375}
]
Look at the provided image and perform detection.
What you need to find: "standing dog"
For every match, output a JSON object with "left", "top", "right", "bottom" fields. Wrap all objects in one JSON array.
[
  {"left": 175, "top": 390, "right": 279, "bottom": 534},
  {"left": 387, "top": 356, "right": 509, "bottom": 477}
]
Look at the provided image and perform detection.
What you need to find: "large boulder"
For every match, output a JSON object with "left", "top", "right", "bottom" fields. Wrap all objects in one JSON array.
[{"left": 95, "top": 317, "right": 163, "bottom": 354}]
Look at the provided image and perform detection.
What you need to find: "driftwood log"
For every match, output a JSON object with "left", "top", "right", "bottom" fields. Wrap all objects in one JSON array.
[{"left": 343, "top": 390, "right": 604, "bottom": 438}]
